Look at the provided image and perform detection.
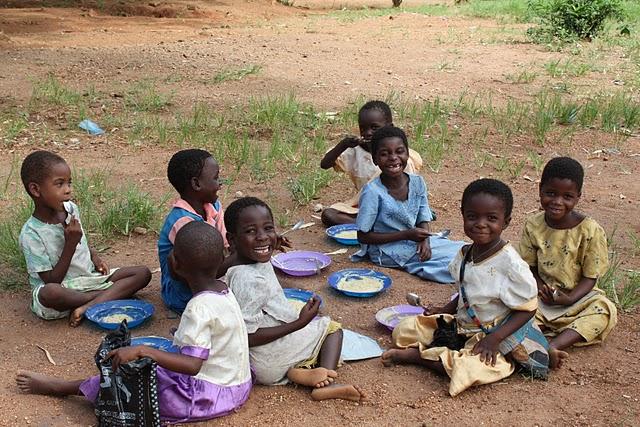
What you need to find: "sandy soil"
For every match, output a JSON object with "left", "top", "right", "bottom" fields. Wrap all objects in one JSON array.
[{"left": 0, "top": 1, "right": 639, "bottom": 425}]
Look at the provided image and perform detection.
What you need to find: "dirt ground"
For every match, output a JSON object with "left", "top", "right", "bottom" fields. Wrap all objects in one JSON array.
[{"left": 0, "top": 1, "right": 639, "bottom": 425}]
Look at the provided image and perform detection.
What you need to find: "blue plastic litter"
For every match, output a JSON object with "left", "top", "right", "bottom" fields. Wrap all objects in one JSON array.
[{"left": 78, "top": 119, "right": 105, "bottom": 135}]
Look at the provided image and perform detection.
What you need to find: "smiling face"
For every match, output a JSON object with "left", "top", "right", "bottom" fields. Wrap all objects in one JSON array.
[
  {"left": 230, "top": 205, "right": 278, "bottom": 264},
  {"left": 462, "top": 192, "right": 510, "bottom": 247},
  {"left": 373, "top": 136, "right": 408, "bottom": 177},
  {"left": 539, "top": 177, "right": 581, "bottom": 226},
  {"left": 31, "top": 161, "right": 73, "bottom": 213},
  {"left": 359, "top": 109, "right": 391, "bottom": 143},
  {"left": 193, "top": 157, "right": 221, "bottom": 204}
]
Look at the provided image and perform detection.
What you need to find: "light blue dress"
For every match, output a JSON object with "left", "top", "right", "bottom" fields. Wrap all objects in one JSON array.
[{"left": 351, "top": 174, "right": 465, "bottom": 283}]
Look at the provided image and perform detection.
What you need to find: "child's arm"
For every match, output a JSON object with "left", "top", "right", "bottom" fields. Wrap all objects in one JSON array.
[
  {"left": 107, "top": 346, "right": 204, "bottom": 376},
  {"left": 38, "top": 218, "right": 83, "bottom": 284},
  {"left": 89, "top": 248, "right": 108, "bottom": 275},
  {"left": 320, "top": 136, "right": 361, "bottom": 169},
  {"left": 425, "top": 294, "right": 458, "bottom": 316},
  {"left": 248, "top": 297, "right": 320, "bottom": 347},
  {"left": 547, "top": 276, "right": 597, "bottom": 306},
  {"left": 416, "top": 221, "right": 432, "bottom": 261},
  {"left": 358, "top": 227, "right": 430, "bottom": 245},
  {"left": 472, "top": 309, "right": 535, "bottom": 366}
]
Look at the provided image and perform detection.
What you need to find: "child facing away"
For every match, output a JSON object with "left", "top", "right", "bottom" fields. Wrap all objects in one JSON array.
[
  {"left": 382, "top": 179, "right": 555, "bottom": 397},
  {"left": 17, "top": 221, "right": 253, "bottom": 424},
  {"left": 224, "top": 197, "right": 364, "bottom": 402},
  {"left": 158, "top": 149, "right": 227, "bottom": 314},
  {"left": 518, "top": 157, "right": 617, "bottom": 361},
  {"left": 351, "top": 126, "right": 464, "bottom": 284},
  {"left": 320, "top": 100, "right": 423, "bottom": 226},
  {"left": 19, "top": 151, "right": 151, "bottom": 327}
]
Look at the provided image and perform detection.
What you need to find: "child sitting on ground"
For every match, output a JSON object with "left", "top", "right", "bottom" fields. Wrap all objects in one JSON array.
[
  {"left": 382, "top": 179, "right": 554, "bottom": 396},
  {"left": 518, "top": 157, "right": 617, "bottom": 366},
  {"left": 158, "top": 148, "right": 228, "bottom": 314},
  {"left": 17, "top": 221, "right": 253, "bottom": 423},
  {"left": 19, "top": 151, "right": 151, "bottom": 326},
  {"left": 159, "top": 149, "right": 290, "bottom": 314},
  {"left": 351, "top": 126, "right": 464, "bottom": 283},
  {"left": 320, "top": 100, "right": 423, "bottom": 226},
  {"left": 224, "top": 197, "right": 363, "bottom": 402}
]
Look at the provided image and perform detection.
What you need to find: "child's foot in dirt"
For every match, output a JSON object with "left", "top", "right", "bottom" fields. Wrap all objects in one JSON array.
[
  {"left": 381, "top": 348, "right": 421, "bottom": 366},
  {"left": 69, "top": 305, "right": 87, "bottom": 327},
  {"left": 16, "top": 371, "right": 72, "bottom": 396},
  {"left": 311, "top": 384, "right": 364, "bottom": 402},
  {"left": 287, "top": 367, "right": 337, "bottom": 388},
  {"left": 549, "top": 347, "right": 569, "bottom": 370}
]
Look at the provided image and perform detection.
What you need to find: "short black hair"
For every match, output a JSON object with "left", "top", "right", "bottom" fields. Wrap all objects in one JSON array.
[
  {"left": 224, "top": 196, "right": 274, "bottom": 235},
  {"left": 540, "top": 156, "right": 584, "bottom": 193},
  {"left": 359, "top": 100, "right": 393, "bottom": 124},
  {"left": 461, "top": 178, "right": 514, "bottom": 218},
  {"left": 20, "top": 150, "right": 67, "bottom": 194},
  {"left": 167, "top": 149, "right": 213, "bottom": 194},
  {"left": 174, "top": 221, "right": 224, "bottom": 273},
  {"left": 371, "top": 126, "right": 409, "bottom": 157}
]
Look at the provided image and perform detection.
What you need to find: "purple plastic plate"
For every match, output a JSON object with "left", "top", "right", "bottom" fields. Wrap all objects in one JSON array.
[
  {"left": 271, "top": 250, "right": 332, "bottom": 277},
  {"left": 375, "top": 304, "right": 424, "bottom": 331}
]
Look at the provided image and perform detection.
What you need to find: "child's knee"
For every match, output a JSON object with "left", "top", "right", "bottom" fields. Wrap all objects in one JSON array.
[
  {"left": 321, "top": 208, "right": 336, "bottom": 226},
  {"left": 37, "top": 283, "right": 63, "bottom": 308},
  {"left": 134, "top": 266, "right": 152, "bottom": 287}
]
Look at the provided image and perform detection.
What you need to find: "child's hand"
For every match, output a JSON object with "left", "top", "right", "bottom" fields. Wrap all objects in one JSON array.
[
  {"left": 107, "top": 346, "right": 144, "bottom": 371},
  {"left": 275, "top": 234, "right": 293, "bottom": 253},
  {"left": 417, "top": 239, "right": 432, "bottom": 261},
  {"left": 405, "top": 228, "right": 431, "bottom": 242},
  {"left": 538, "top": 283, "right": 570, "bottom": 305},
  {"left": 63, "top": 217, "right": 83, "bottom": 247},
  {"left": 92, "top": 254, "right": 109, "bottom": 275},
  {"left": 298, "top": 297, "right": 320, "bottom": 325},
  {"left": 472, "top": 334, "right": 500, "bottom": 366}
]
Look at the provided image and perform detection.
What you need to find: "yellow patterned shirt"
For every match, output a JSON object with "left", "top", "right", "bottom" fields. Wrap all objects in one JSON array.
[{"left": 518, "top": 212, "right": 609, "bottom": 291}]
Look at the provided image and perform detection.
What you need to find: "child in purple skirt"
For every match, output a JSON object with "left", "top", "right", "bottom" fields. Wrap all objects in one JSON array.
[{"left": 17, "top": 222, "right": 252, "bottom": 424}]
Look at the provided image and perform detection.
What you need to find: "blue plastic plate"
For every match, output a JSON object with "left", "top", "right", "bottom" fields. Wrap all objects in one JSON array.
[
  {"left": 85, "top": 299, "right": 154, "bottom": 330},
  {"left": 283, "top": 288, "right": 323, "bottom": 309},
  {"left": 326, "top": 224, "right": 359, "bottom": 246},
  {"left": 131, "top": 336, "right": 179, "bottom": 353},
  {"left": 327, "top": 268, "right": 392, "bottom": 298}
]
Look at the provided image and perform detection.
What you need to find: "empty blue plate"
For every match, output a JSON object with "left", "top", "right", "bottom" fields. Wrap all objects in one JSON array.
[
  {"left": 85, "top": 299, "right": 154, "bottom": 330},
  {"left": 327, "top": 268, "right": 392, "bottom": 298},
  {"left": 326, "top": 224, "right": 359, "bottom": 245},
  {"left": 131, "top": 336, "right": 179, "bottom": 353}
]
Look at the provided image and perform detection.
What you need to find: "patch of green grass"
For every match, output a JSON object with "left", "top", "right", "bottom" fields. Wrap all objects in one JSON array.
[
  {"left": 210, "top": 65, "right": 262, "bottom": 84},
  {"left": 599, "top": 253, "right": 640, "bottom": 312},
  {"left": 544, "top": 59, "right": 592, "bottom": 77},
  {"left": 125, "top": 80, "right": 173, "bottom": 112},
  {"left": 1, "top": 114, "right": 29, "bottom": 146},
  {"left": 505, "top": 70, "right": 538, "bottom": 84},
  {"left": 627, "top": 230, "right": 640, "bottom": 256},
  {"left": 31, "top": 74, "right": 83, "bottom": 107},
  {"left": 0, "top": 198, "right": 31, "bottom": 290},
  {"left": 527, "top": 150, "right": 545, "bottom": 174},
  {"left": 288, "top": 169, "right": 332, "bottom": 205}
]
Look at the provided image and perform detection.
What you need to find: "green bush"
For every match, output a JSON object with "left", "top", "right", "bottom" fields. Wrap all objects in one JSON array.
[{"left": 527, "top": 0, "right": 624, "bottom": 42}]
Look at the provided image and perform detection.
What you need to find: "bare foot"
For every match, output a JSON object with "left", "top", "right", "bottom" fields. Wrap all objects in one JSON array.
[
  {"left": 311, "top": 384, "right": 365, "bottom": 402},
  {"left": 549, "top": 347, "right": 569, "bottom": 370},
  {"left": 69, "top": 305, "right": 88, "bottom": 327},
  {"left": 16, "top": 371, "right": 80, "bottom": 396},
  {"left": 383, "top": 348, "right": 422, "bottom": 367},
  {"left": 287, "top": 367, "right": 337, "bottom": 388}
]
